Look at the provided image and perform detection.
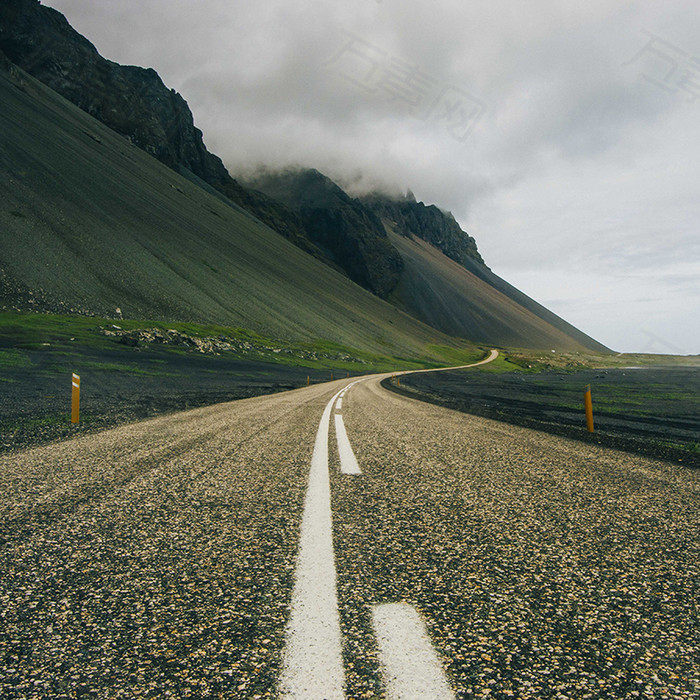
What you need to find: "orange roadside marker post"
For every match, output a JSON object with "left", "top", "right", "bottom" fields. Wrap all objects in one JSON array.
[
  {"left": 584, "top": 384, "right": 594, "bottom": 433},
  {"left": 307, "top": 375, "right": 310, "bottom": 386},
  {"left": 71, "top": 373, "right": 80, "bottom": 424}
]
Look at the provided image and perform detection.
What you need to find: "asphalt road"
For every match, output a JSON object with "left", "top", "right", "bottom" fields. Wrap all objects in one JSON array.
[{"left": 1, "top": 358, "right": 699, "bottom": 699}]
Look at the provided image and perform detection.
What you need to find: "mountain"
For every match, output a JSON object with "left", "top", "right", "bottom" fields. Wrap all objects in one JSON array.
[
  {"left": 384, "top": 229, "right": 609, "bottom": 351},
  {"left": 0, "top": 57, "right": 459, "bottom": 359},
  {"left": 247, "top": 169, "right": 402, "bottom": 297},
  {"left": 0, "top": 0, "right": 332, "bottom": 265},
  {"left": 362, "top": 194, "right": 610, "bottom": 352},
  {"left": 0, "top": 0, "right": 228, "bottom": 182},
  {"left": 361, "top": 191, "right": 484, "bottom": 268},
  {"left": 0, "top": 0, "right": 610, "bottom": 353},
  {"left": 251, "top": 172, "right": 609, "bottom": 352}
]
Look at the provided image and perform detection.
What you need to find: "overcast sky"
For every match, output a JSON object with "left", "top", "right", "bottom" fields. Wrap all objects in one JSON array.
[{"left": 48, "top": 0, "right": 699, "bottom": 354}]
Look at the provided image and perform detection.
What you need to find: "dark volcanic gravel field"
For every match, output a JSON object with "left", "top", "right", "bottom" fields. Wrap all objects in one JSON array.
[
  {"left": 387, "top": 366, "right": 700, "bottom": 468},
  {"left": 0, "top": 346, "right": 349, "bottom": 455}
]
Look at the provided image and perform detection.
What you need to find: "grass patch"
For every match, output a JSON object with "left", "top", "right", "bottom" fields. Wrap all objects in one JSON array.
[
  {"left": 423, "top": 344, "right": 485, "bottom": 367},
  {"left": 651, "top": 440, "right": 700, "bottom": 456},
  {"left": 2, "top": 414, "right": 70, "bottom": 430},
  {"left": 37, "top": 360, "right": 181, "bottom": 377},
  {"left": 0, "top": 348, "right": 33, "bottom": 369},
  {"left": 490, "top": 348, "right": 700, "bottom": 374},
  {"left": 0, "top": 311, "right": 481, "bottom": 373},
  {"left": 0, "top": 311, "right": 259, "bottom": 352},
  {"left": 79, "top": 361, "right": 181, "bottom": 377}
]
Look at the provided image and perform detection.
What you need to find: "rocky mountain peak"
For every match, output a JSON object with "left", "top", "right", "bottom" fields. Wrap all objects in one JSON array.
[
  {"left": 1, "top": 0, "right": 227, "bottom": 180},
  {"left": 360, "top": 192, "right": 485, "bottom": 268}
]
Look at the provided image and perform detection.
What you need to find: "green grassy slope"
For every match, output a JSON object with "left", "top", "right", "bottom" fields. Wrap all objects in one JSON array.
[
  {"left": 388, "top": 230, "right": 608, "bottom": 352},
  {"left": 0, "top": 64, "right": 472, "bottom": 361}
]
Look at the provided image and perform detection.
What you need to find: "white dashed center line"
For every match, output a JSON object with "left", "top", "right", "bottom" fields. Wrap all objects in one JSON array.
[
  {"left": 372, "top": 602, "right": 454, "bottom": 699},
  {"left": 281, "top": 365, "right": 478, "bottom": 697},
  {"left": 334, "top": 414, "right": 362, "bottom": 475}
]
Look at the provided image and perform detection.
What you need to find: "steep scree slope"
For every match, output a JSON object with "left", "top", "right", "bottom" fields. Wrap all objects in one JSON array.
[{"left": 0, "top": 60, "right": 461, "bottom": 358}]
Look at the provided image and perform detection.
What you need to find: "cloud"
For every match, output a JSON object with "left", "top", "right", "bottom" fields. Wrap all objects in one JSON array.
[{"left": 46, "top": 0, "right": 700, "bottom": 352}]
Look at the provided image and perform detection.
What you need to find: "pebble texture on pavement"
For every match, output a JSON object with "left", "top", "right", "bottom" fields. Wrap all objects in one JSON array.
[
  {"left": 1, "top": 387, "right": 324, "bottom": 699},
  {"left": 1, "top": 375, "right": 698, "bottom": 698},
  {"left": 334, "top": 379, "right": 700, "bottom": 699}
]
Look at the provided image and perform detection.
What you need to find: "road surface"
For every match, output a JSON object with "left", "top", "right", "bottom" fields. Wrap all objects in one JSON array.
[{"left": 1, "top": 353, "right": 699, "bottom": 699}]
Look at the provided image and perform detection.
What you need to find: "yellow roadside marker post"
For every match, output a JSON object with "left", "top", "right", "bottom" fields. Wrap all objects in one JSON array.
[
  {"left": 584, "top": 384, "right": 594, "bottom": 433},
  {"left": 307, "top": 375, "right": 310, "bottom": 386},
  {"left": 71, "top": 373, "right": 80, "bottom": 424}
]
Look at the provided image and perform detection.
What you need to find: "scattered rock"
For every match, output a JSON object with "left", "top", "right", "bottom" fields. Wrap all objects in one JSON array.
[{"left": 99, "top": 326, "right": 365, "bottom": 364}]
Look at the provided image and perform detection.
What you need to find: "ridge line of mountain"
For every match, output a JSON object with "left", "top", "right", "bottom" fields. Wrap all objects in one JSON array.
[
  {"left": 0, "top": 0, "right": 487, "bottom": 299},
  {"left": 0, "top": 0, "right": 610, "bottom": 352}
]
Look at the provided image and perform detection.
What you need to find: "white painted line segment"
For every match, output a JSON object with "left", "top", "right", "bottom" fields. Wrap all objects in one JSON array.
[
  {"left": 279, "top": 387, "right": 346, "bottom": 699},
  {"left": 336, "top": 397, "right": 343, "bottom": 410},
  {"left": 373, "top": 603, "right": 454, "bottom": 699},
  {"left": 334, "top": 414, "right": 362, "bottom": 475},
  {"left": 283, "top": 360, "right": 488, "bottom": 697}
]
